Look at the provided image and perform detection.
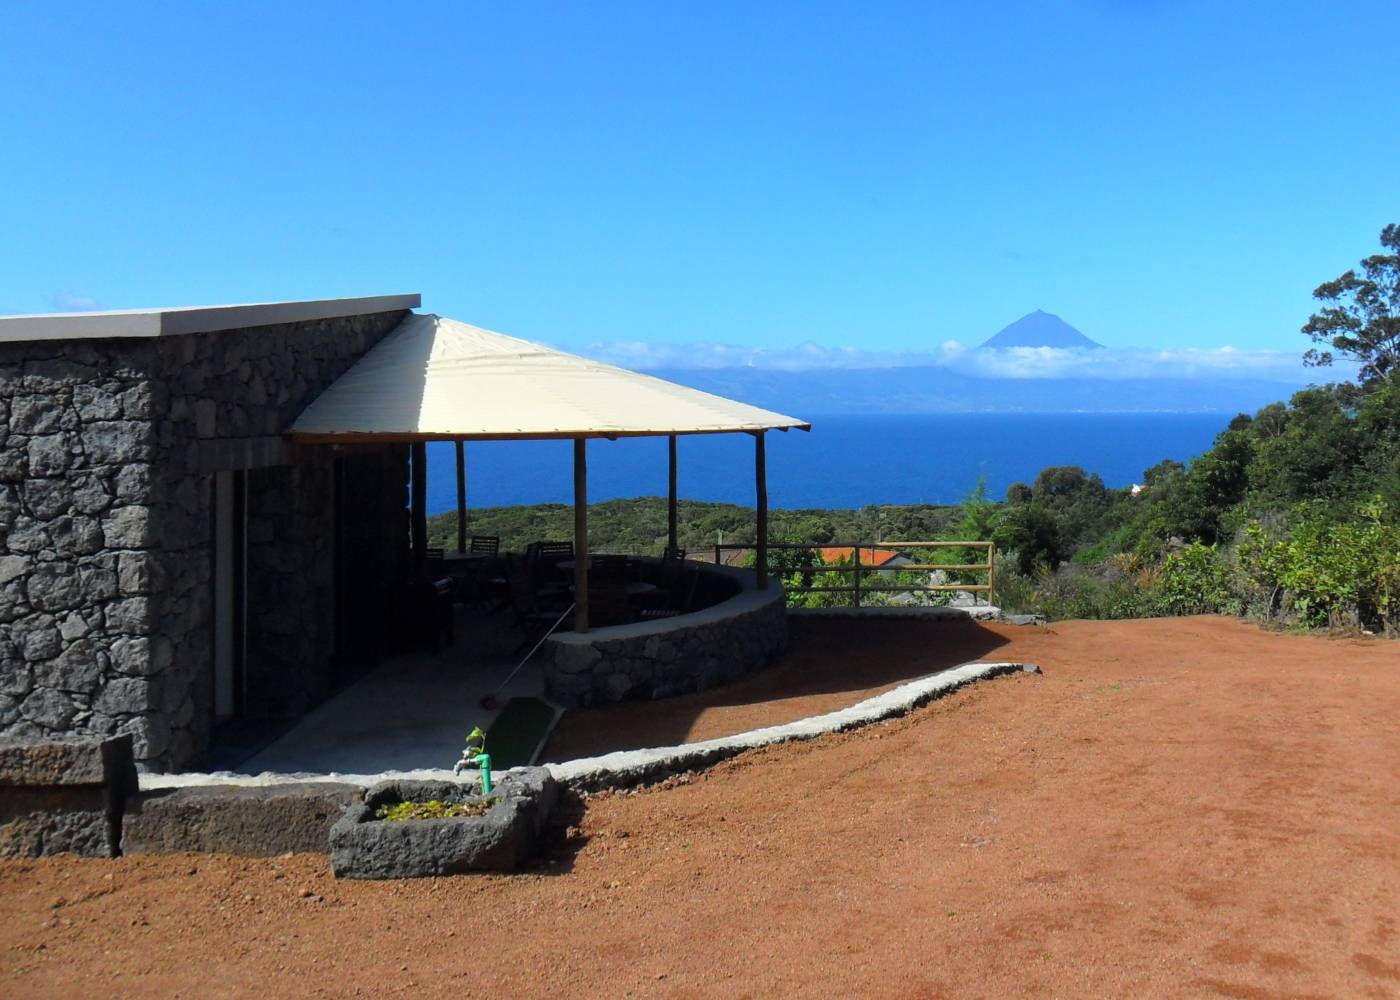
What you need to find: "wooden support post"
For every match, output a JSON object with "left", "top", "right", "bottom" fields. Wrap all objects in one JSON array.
[
  {"left": 986, "top": 544, "right": 996, "bottom": 608},
  {"left": 853, "top": 545, "right": 861, "bottom": 608},
  {"left": 667, "top": 434, "right": 678, "bottom": 556},
  {"left": 755, "top": 431, "right": 768, "bottom": 589},
  {"left": 410, "top": 441, "right": 428, "bottom": 580},
  {"left": 573, "top": 438, "right": 589, "bottom": 633},
  {"left": 454, "top": 439, "right": 467, "bottom": 554}
]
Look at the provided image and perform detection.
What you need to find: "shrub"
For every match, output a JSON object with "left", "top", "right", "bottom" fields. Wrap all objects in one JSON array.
[
  {"left": 1278, "top": 498, "right": 1400, "bottom": 631},
  {"left": 1234, "top": 520, "right": 1291, "bottom": 620},
  {"left": 996, "top": 563, "right": 1159, "bottom": 621},
  {"left": 1157, "top": 542, "right": 1237, "bottom": 615}
]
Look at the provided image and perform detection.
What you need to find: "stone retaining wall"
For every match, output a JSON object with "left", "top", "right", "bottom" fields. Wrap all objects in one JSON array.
[
  {"left": 542, "top": 566, "right": 788, "bottom": 707},
  {"left": 0, "top": 735, "right": 137, "bottom": 857},
  {"left": 122, "top": 781, "right": 362, "bottom": 856}
]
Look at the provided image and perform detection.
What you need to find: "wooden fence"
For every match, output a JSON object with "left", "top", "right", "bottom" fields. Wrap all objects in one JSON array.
[{"left": 713, "top": 540, "right": 996, "bottom": 608}]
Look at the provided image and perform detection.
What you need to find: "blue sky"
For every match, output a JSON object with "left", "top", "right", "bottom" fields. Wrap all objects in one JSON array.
[{"left": 2, "top": 1, "right": 1396, "bottom": 367}]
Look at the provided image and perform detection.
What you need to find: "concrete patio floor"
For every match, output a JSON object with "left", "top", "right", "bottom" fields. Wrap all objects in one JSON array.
[{"left": 235, "top": 609, "right": 554, "bottom": 776}]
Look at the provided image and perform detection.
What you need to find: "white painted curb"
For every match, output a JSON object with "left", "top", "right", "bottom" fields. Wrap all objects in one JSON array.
[{"left": 548, "top": 660, "right": 1040, "bottom": 790}]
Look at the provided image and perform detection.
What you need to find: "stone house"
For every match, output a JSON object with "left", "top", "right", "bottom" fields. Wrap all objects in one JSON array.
[{"left": 0, "top": 295, "right": 420, "bottom": 771}]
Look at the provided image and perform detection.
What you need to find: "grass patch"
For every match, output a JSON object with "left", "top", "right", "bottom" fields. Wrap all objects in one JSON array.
[{"left": 375, "top": 798, "right": 494, "bottom": 822}]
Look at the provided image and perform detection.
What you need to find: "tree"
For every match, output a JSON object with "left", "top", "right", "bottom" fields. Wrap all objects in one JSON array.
[
  {"left": 1005, "top": 482, "right": 1033, "bottom": 504},
  {"left": 1247, "top": 386, "right": 1361, "bottom": 505},
  {"left": 1163, "top": 429, "right": 1255, "bottom": 543},
  {"left": 1303, "top": 223, "right": 1400, "bottom": 387},
  {"left": 1032, "top": 466, "right": 1101, "bottom": 504},
  {"left": 1030, "top": 465, "right": 1111, "bottom": 546},
  {"left": 1143, "top": 459, "right": 1184, "bottom": 486},
  {"left": 993, "top": 502, "right": 1066, "bottom": 574},
  {"left": 948, "top": 477, "right": 998, "bottom": 541}
]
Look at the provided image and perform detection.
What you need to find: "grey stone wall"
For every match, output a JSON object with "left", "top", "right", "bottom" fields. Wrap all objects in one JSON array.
[
  {"left": 244, "top": 444, "right": 409, "bottom": 719},
  {"left": 542, "top": 572, "right": 788, "bottom": 707},
  {"left": 1, "top": 311, "right": 409, "bottom": 771},
  {"left": 244, "top": 458, "right": 337, "bottom": 718},
  {"left": 1, "top": 340, "right": 162, "bottom": 760},
  {"left": 123, "top": 781, "right": 362, "bottom": 857}
]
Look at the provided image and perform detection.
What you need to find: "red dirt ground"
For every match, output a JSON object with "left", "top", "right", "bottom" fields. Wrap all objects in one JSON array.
[
  {"left": 542, "top": 613, "right": 1016, "bottom": 760},
  {"left": 2, "top": 615, "right": 1398, "bottom": 999}
]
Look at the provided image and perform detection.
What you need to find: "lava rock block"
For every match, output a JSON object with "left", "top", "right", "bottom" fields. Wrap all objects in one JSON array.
[
  {"left": 121, "top": 781, "right": 364, "bottom": 856},
  {"left": 0, "top": 734, "right": 137, "bottom": 790},
  {"left": 330, "top": 768, "right": 558, "bottom": 879},
  {"left": 0, "top": 735, "right": 136, "bottom": 857}
]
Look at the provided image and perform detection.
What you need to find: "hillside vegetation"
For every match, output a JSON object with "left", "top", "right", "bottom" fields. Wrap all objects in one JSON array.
[
  {"left": 988, "top": 225, "right": 1400, "bottom": 633},
  {"left": 986, "top": 374, "right": 1400, "bottom": 631},
  {"left": 429, "top": 226, "right": 1400, "bottom": 634},
  {"left": 427, "top": 498, "right": 959, "bottom": 560}
]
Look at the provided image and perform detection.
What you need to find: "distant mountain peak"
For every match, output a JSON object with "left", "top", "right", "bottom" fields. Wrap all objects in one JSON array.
[{"left": 981, "top": 311, "right": 1103, "bottom": 349}]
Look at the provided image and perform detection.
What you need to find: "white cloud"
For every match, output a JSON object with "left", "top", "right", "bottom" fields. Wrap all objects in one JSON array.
[
  {"left": 575, "top": 339, "right": 970, "bottom": 372},
  {"left": 957, "top": 344, "right": 1317, "bottom": 381},
  {"left": 48, "top": 290, "right": 102, "bottom": 312},
  {"left": 573, "top": 338, "right": 1320, "bottom": 382}
]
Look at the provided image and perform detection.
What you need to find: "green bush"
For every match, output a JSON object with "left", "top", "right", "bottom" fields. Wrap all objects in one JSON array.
[
  {"left": 1272, "top": 499, "right": 1400, "bottom": 631},
  {"left": 1157, "top": 542, "right": 1237, "bottom": 616},
  {"left": 996, "top": 563, "right": 1159, "bottom": 621},
  {"left": 1234, "top": 519, "right": 1291, "bottom": 620}
]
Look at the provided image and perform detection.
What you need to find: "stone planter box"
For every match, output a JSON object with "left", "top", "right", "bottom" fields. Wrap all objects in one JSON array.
[{"left": 329, "top": 768, "right": 558, "bottom": 879}]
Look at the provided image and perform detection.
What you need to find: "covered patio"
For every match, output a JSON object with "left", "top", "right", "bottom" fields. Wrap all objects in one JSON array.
[{"left": 236, "top": 312, "right": 809, "bottom": 773}]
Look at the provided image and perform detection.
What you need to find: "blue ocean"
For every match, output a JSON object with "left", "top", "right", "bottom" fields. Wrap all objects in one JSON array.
[{"left": 423, "top": 412, "right": 1227, "bottom": 514}]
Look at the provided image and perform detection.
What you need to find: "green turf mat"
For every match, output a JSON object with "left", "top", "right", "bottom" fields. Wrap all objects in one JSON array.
[{"left": 484, "top": 696, "right": 558, "bottom": 769}]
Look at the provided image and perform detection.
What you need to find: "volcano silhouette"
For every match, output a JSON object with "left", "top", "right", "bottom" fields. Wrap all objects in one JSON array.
[{"left": 980, "top": 310, "right": 1103, "bottom": 349}]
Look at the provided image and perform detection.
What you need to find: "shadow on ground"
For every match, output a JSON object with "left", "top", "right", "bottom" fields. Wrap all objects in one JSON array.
[{"left": 540, "top": 615, "right": 1009, "bottom": 761}]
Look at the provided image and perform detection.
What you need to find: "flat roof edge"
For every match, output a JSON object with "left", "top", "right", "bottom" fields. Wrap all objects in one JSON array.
[
  {"left": 0, "top": 293, "right": 422, "bottom": 343},
  {"left": 285, "top": 423, "right": 812, "bottom": 443}
]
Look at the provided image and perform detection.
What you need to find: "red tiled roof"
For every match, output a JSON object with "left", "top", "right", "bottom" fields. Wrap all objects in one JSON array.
[{"left": 818, "top": 546, "right": 903, "bottom": 567}]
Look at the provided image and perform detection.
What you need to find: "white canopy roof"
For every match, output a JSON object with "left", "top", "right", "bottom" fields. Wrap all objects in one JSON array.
[{"left": 288, "top": 313, "right": 810, "bottom": 441}]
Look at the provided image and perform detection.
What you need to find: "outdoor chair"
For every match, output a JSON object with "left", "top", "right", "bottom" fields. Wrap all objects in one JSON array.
[
  {"left": 537, "top": 540, "right": 573, "bottom": 560},
  {"left": 463, "top": 535, "right": 505, "bottom": 607},
  {"left": 587, "top": 577, "right": 633, "bottom": 628},
  {"left": 506, "top": 556, "right": 571, "bottom": 651},
  {"left": 659, "top": 548, "right": 687, "bottom": 588},
  {"left": 523, "top": 544, "right": 571, "bottom": 596},
  {"left": 638, "top": 565, "right": 700, "bottom": 620},
  {"left": 527, "top": 540, "right": 575, "bottom": 588},
  {"left": 469, "top": 535, "right": 500, "bottom": 556},
  {"left": 590, "top": 553, "right": 630, "bottom": 581}
]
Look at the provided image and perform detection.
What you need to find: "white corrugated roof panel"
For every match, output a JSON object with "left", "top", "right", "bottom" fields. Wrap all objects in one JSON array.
[{"left": 287, "top": 313, "right": 810, "bottom": 440}]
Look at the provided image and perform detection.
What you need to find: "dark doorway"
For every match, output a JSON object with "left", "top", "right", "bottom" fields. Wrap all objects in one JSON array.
[{"left": 212, "top": 469, "right": 247, "bottom": 721}]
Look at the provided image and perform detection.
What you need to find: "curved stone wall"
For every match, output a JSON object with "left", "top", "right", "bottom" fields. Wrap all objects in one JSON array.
[{"left": 542, "top": 564, "right": 787, "bottom": 708}]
